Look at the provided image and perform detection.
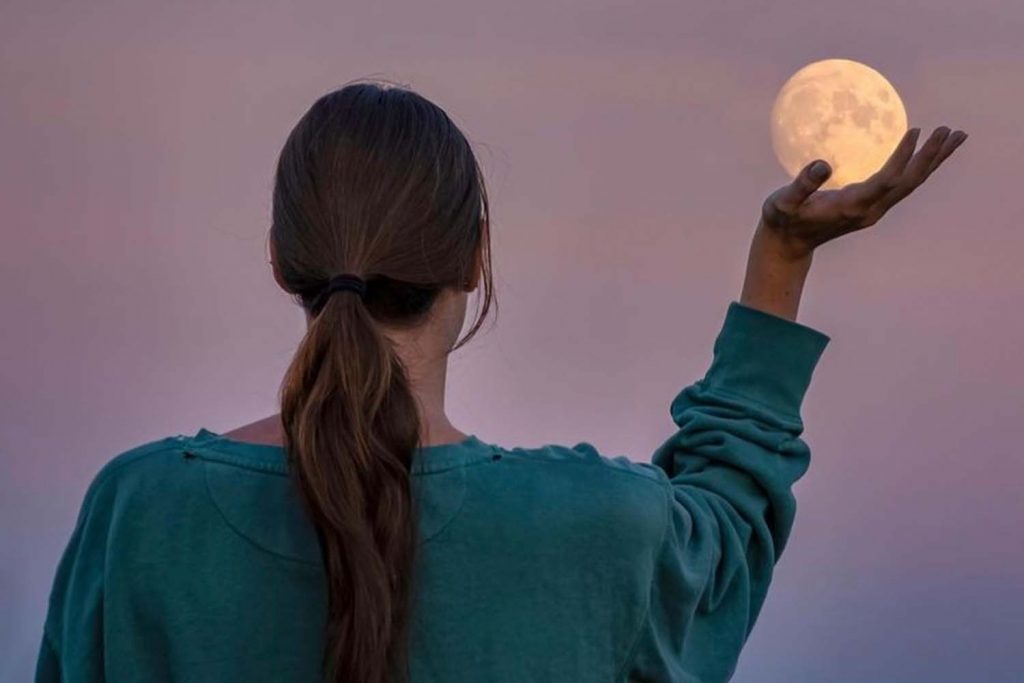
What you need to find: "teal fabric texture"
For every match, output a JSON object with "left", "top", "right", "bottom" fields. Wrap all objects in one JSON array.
[{"left": 36, "top": 300, "right": 831, "bottom": 682}]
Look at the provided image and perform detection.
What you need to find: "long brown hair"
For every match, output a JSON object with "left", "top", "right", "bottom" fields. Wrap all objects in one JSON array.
[{"left": 268, "top": 79, "right": 496, "bottom": 682}]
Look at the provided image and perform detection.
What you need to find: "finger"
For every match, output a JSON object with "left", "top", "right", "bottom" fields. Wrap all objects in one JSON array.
[
  {"left": 923, "top": 129, "right": 967, "bottom": 177},
  {"left": 874, "top": 129, "right": 967, "bottom": 209},
  {"left": 765, "top": 159, "right": 832, "bottom": 224},
  {"left": 842, "top": 127, "right": 920, "bottom": 207},
  {"left": 897, "top": 126, "right": 952, "bottom": 187},
  {"left": 851, "top": 127, "right": 947, "bottom": 212},
  {"left": 872, "top": 126, "right": 921, "bottom": 184}
]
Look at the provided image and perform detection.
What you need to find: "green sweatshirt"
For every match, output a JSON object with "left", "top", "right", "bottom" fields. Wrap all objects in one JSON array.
[{"left": 36, "top": 300, "right": 830, "bottom": 682}]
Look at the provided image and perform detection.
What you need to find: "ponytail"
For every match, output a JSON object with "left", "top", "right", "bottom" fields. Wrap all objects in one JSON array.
[
  {"left": 269, "top": 79, "right": 496, "bottom": 681},
  {"left": 279, "top": 290, "right": 422, "bottom": 682}
]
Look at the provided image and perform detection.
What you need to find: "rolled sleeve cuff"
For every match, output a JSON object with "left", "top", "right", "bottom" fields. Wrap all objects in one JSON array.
[{"left": 696, "top": 300, "right": 831, "bottom": 419}]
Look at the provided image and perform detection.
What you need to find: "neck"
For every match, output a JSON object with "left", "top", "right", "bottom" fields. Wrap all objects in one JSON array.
[
  {"left": 225, "top": 332, "right": 465, "bottom": 448},
  {"left": 390, "top": 332, "right": 464, "bottom": 444}
]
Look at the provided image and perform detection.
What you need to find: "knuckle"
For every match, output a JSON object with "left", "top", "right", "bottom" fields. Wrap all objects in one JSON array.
[
  {"left": 762, "top": 198, "right": 787, "bottom": 225},
  {"left": 886, "top": 180, "right": 910, "bottom": 197},
  {"left": 838, "top": 202, "right": 864, "bottom": 222}
]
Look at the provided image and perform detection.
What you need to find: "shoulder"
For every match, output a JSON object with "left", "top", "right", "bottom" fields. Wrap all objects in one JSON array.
[
  {"left": 45, "top": 436, "right": 202, "bottom": 626},
  {"left": 486, "top": 439, "right": 673, "bottom": 548},
  {"left": 497, "top": 439, "right": 671, "bottom": 492},
  {"left": 70, "top": 433, "right": 322, "bottom": 566},
  {"left": 75, "top": 435, "right": 204, "bottom": 524},
  {"left": 90, "top": 435, "right": 193, "bottom": 488}
]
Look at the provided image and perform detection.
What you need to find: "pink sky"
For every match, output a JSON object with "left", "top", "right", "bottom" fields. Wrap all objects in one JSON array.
[{"left": 3, "top": 1, "right": 1022, "bottom": 680}]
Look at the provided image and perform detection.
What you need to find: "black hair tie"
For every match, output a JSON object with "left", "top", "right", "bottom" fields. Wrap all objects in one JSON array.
[{"left": 311, "top": 273, "right": 366, "bottom": 315}]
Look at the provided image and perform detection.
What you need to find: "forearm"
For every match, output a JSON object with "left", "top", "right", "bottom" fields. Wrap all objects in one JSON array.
[{"left": 739, "top": 221, "right": 814, "bottom": 323}]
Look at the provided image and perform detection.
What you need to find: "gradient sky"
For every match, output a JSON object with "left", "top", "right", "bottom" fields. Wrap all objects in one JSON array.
[{"left": 3, "top": 1, "right": 1022, "bottom": 680}]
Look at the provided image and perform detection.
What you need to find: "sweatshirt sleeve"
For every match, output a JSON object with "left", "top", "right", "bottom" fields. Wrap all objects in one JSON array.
[
  {"left": 622, "top": 301, "right": 831, "bottom": 683},
  {"left": 35, "top": 463, "right": 118, "bottom": 682}
]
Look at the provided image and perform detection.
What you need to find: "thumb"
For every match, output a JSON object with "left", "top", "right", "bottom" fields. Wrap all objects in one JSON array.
[
  {"left": 807, "top": 159, "right": 832, "bottom": 184},
  {"left": 771, "top": 159, "right": 832, "bottom": 218}
]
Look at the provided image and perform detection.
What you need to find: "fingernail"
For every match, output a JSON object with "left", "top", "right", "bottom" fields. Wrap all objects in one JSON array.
[{"left": 811, "top": 161, "right": 830, "bottom": 180}]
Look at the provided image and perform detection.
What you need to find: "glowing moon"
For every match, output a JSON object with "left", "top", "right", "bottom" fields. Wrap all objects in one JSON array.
[{"left": 771, "top": 58, "right": 908, "bottom": 190}]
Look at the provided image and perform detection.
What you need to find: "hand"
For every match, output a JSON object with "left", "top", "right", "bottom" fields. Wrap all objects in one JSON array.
[{"left": 758, "top": 126, "right": 969, "bottom": 260}]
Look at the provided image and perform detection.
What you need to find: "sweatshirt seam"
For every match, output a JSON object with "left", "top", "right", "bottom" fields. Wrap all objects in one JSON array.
[
  {"left": 500, "top": 452, "right": 668, "bottom": 489},
  {"left": 615, "top": 479, "right": 672, "bottom": 681},
  {"left": 190, "top": 447, "right": 290, "bottom": 476},
  {"left": 201, "top": 460, "right": 322, "bottom": 567},
  {"left": 92, "top": 441, "right": 186, "bottom": 485},
  {"left": 199, "top": 459, "right": 489, "bottom": 563},
  {"left": 695, "top": 382, "right": 803, "bottom": 423},
  {"left": 192, "top": 443, "right": 499, "bottom": 477},
  {"left": 416, "top": 476, "right": 471, "bottom": 545}
]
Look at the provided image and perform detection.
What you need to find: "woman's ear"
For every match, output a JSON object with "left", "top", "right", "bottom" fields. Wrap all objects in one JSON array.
[
  {"left": 268, "top": 238, "right": 288, "bottom": 291},
  {"left": 465, "top": 242, "right": 482, "bottom": 292}
]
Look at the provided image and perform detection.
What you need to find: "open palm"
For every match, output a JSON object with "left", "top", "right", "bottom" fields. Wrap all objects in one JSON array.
[{"left": 760, "top": 125, "right": 968, "bottom": 258}]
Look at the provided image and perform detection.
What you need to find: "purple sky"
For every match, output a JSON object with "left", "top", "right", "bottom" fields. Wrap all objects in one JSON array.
[{"left": 3, "top": 1, "right": 1022, "bottom": 680}]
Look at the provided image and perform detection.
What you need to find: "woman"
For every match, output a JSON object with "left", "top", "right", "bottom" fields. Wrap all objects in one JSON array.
[{"left": 35, "top": 80, "right": 966, "bottom": 682}]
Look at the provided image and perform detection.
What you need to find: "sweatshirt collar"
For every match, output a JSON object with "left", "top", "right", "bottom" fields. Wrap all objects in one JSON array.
[{"left": 186, "top": 428, "right": 498, "bottom": 476}]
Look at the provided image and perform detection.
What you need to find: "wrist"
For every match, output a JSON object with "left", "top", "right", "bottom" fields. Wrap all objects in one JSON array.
[
  {"left": 740, "top": 224, "right": 814, "bottom": 322},
  {"left": 753, "top": 219, "right": 816, "bottom": 264}
]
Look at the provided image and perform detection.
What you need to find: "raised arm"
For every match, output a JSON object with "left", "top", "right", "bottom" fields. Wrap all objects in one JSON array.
[{"left": 622, "top": 125, "right": 967, "bottom": 683}]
